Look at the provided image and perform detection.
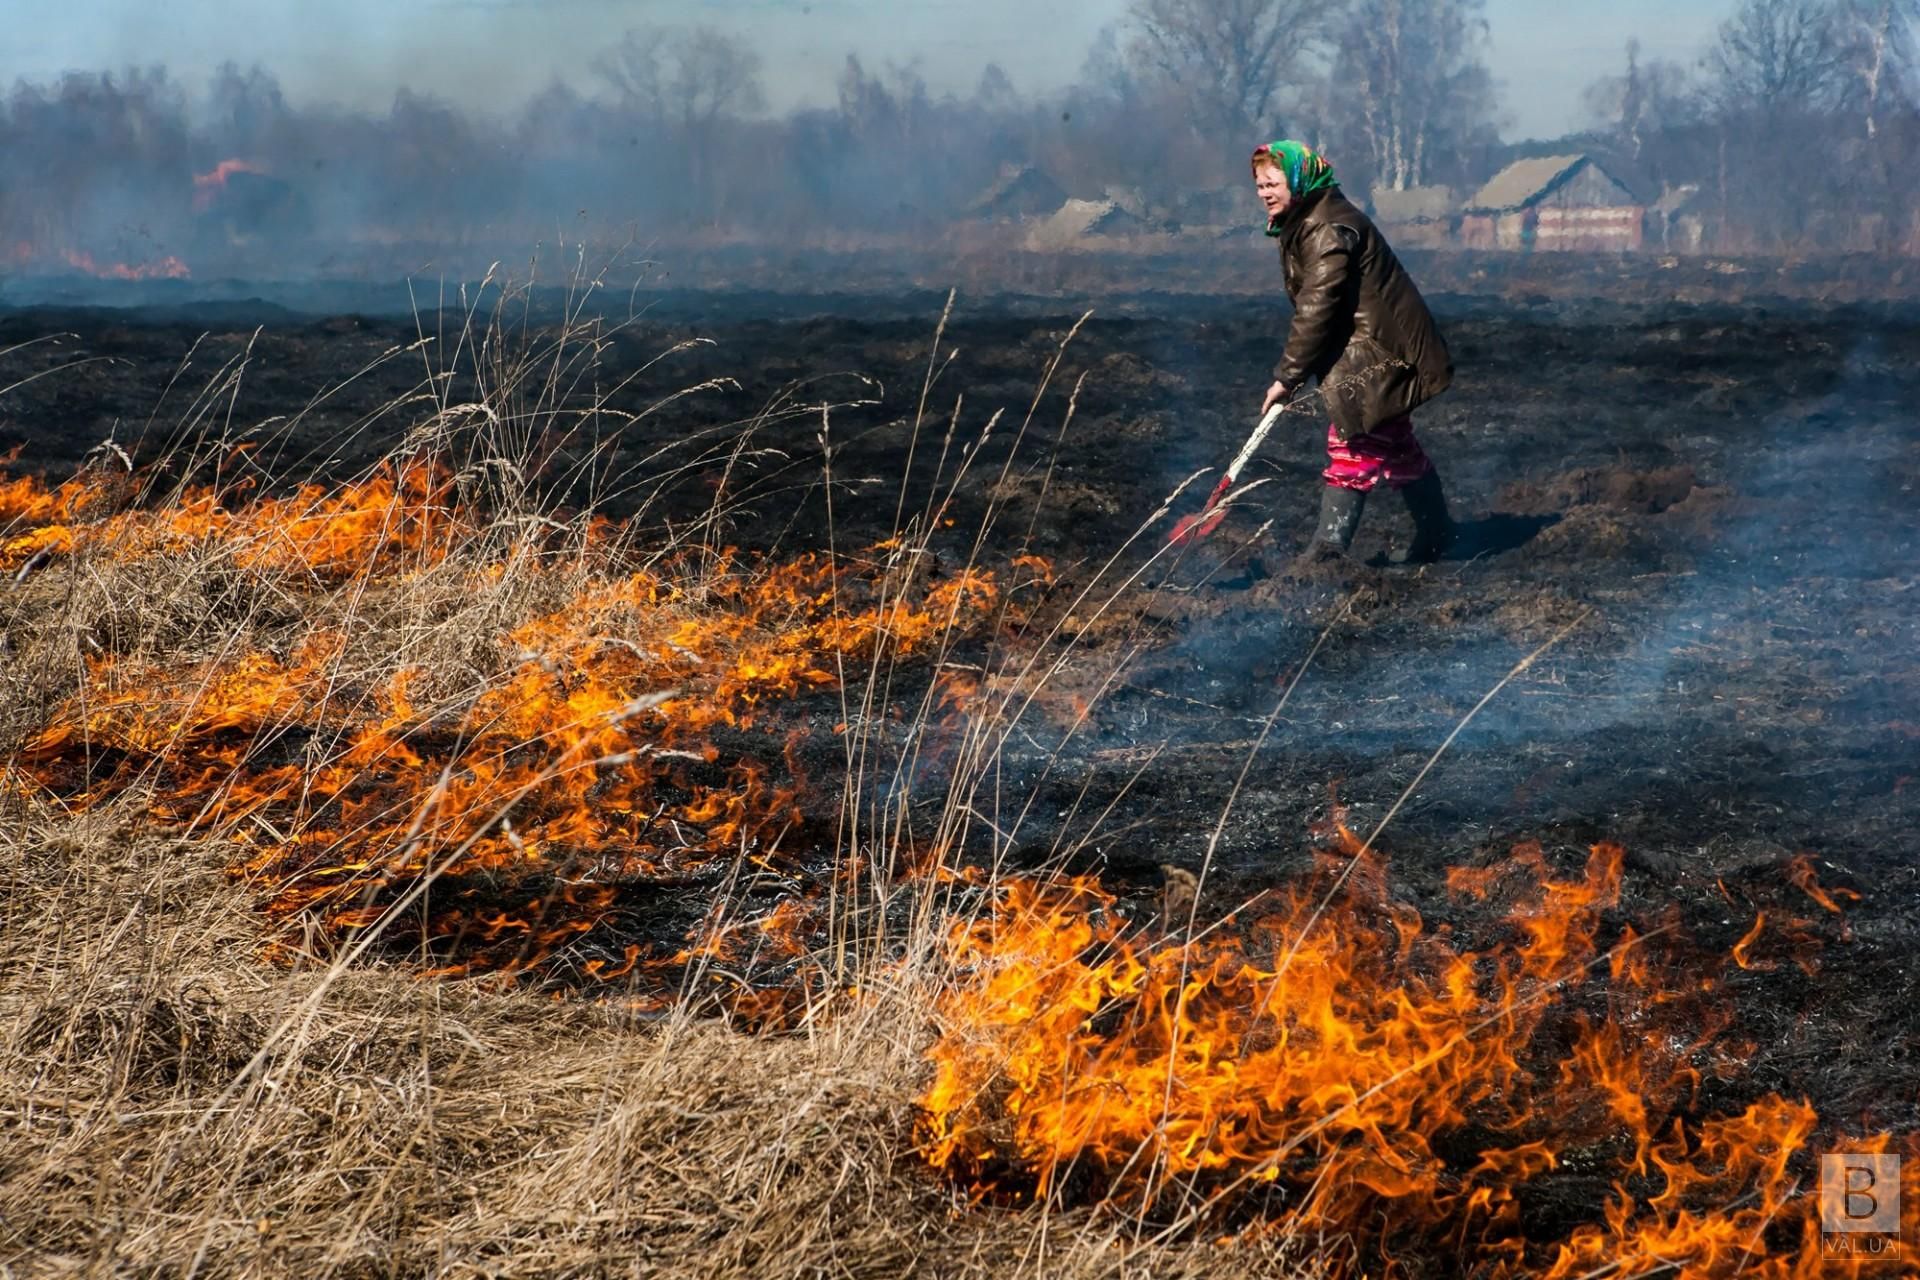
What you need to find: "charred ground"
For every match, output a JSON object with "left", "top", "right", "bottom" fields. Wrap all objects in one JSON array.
[{"left": 2, "top": 283, "right": 1916, "bottom": 1151}]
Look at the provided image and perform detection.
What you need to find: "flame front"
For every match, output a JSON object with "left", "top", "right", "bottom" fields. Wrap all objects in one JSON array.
[
  {"left": 6, "top": 455, "right": 1911, "bottom": 1271},
  {"left": 193, "top": 158, "right": 265, "bottom": 212},
  {"left": 918, "top": 840, "right": 1913, "bottom": 1275},
  {"left": 0, "top": 242, "right": 192, "bottom": 279},
  {"left": 5, "top": 461, "right": 1016, "bottom": 998}
]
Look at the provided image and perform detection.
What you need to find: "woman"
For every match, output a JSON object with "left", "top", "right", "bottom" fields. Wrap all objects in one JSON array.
[{"left": 1254, "top": 140, "right": 1455, "bottom": 563}]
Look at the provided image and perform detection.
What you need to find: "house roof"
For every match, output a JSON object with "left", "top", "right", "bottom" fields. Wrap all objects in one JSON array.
[
  {"left": 965, "top": 164, "right": 1067, "bottom": 217},
  {"left": 1102, "top": 185, "right": 1151, "bottom": 219},
  {"left": 1465, "top": 155, "right": 1590, "bottom": 212},
  {"left": 1370, "top": 186, "right": 1455, "bottom": 223},
  {"left": 1047, "top": 199, "right": 1143, "bottom": 234},
  {"left": 1025, "top": 198, "right": 1147, "bottom": 247}
]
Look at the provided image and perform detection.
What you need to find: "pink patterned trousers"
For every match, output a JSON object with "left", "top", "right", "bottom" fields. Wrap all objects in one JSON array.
[{"left": 1322, "top": 415, "right": 1433, "bottom": 492}]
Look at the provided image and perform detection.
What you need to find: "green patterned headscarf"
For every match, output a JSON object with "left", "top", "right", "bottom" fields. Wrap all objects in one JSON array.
[{"left": 1253, "top": 140, "right": 1337, "bottom": 235}]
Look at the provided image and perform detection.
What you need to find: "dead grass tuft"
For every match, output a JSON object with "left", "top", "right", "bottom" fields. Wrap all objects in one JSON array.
[
  {"left": 0, "top": 816, "right": 1311, "bottom": 1278},
  {"left": 0, "top": 281, "right": 1316, "bottom": 1278}
]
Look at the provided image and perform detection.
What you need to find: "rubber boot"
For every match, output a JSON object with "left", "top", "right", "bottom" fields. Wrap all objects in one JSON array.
[
  {"left": 1387, "top": 470, "right": 1454, "bottom": 565},
  {"left": 1309, "top": 484, "right": 1367, "bottom": 557}
]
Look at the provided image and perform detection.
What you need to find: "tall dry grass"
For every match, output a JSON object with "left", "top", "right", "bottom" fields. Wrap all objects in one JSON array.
[
  {"left": 0, "top": 274, "right": 1309, "bottom": 1279},
  {"left": 1, "top": 811, "right": 1316, "bottom": 1278}
]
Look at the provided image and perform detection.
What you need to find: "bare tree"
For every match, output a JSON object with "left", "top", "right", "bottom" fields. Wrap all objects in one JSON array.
[
  {"left": 592, "top": 26, "right": 767, "bottom": 128},
  {"left": 591, "top": 27, "right": 766, "bottom": 224},
  {"left": 973, "top": 64, "right": 1020, "bottom": 115},
  {"left": 1060, "top": 23, "right": 1230, "bottom": 193},
  {"left": 1705, "top": 0, "right": 1855, "bottom": 118},
  {"left": 1583, "top": 40, "right": 1699, "bottom": 156},
  {"left": 1120, "top": 0, "right": 1341, "bottom": 139},
  {"left": 835, "top": 55, "right": 933, "bottom": 146},
  {"left": 204, "top": 63, "right": 290, "bottom": 141},
  {"left": 1703, "top": 0, "right": 1870, "bottom": 248},
  {"left": 1330, "top": 0, "right": 1494, "bottom": 191},
  {"left": 1842, "top": 0, "right": 1918, "bottom": 135}
]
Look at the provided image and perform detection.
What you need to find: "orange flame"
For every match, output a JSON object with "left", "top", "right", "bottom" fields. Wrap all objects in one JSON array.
[
  {"left": 4, "top": 462, "right": 1030, "bottom": 1000},
  {"left": 917, "top": 841, "right": 1905, "bottom": 1275},
  {"left": 193, "top": 158, "right": 265, "bottom": 212},
  {"left": 0, "top": 238, "right": 190, "bottom": 278},
  {"left": 4, "top": 461, "right": 459, "bottom": 577},
  {"left": 60, "top": 249, "right": 191, "bottom": 281}
]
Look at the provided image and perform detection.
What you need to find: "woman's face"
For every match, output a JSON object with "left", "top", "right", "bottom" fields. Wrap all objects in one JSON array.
[{"left": 1255, "top": 162, "right": 1292, "bottom": 220}]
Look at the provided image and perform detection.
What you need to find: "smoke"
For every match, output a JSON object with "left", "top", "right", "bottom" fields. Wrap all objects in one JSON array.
[
  {"left": 0, "top": 53, "right": 1062, "bottom": 282},
  {"left": 14, "top": 0, "right": 611, "bottom": 119},
  {"left": 0, "top": 2, "right": 1916, "bottom": 289}
]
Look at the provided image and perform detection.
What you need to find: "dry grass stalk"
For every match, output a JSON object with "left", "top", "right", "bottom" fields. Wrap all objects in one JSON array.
[{"left": 0, "top": 279, "right": 1316, "bottom": 1279}]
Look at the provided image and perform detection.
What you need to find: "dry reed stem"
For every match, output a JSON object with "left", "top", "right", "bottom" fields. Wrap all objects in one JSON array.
[
  {"left": 1, "top": 812, "right": 1320, "bottom": 1279},
  {"left": 0, "top": 285, "right": 1322, "bottom": 1279}
]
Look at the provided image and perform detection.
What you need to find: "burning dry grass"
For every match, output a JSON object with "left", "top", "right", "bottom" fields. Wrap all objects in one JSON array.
[
  {"left": 914, "top": 835, "right": 1913, "bottom": 1276},
  {"left": 0, "top": 442, "right": 1023, "bottom": 999},
  {"left": 0, "top": 291, "right": 1911, "bottom": 1277},
  {"left": 2, "top": 809, "right": 1313, "bottom": 1278},
  {"left": 0, "top": 293, "right": 1292, "bottom": 1277}
]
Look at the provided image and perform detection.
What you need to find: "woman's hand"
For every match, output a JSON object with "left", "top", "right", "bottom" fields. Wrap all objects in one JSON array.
[{"left": 1261, "top": 380, "right": 1292, "bottom": 415}]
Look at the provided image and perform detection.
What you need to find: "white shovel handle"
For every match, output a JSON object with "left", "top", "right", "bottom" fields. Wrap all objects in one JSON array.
[{"left": 1222, "top": 402, "right": 1286, "bottom": 486}]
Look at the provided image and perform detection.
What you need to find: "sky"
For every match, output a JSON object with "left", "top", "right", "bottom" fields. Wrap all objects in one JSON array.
[{"left": 8, "top": 0, "right": 1734, "bottom": 140}]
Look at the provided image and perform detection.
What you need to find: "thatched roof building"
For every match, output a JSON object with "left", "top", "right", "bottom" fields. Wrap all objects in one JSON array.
[
  {"left": 966, "top": 165, "right": 1068, "bottom": 219},
  {"left": 1023, "top": 199, "right": 1148, "bottom": 249},
  {"left": 1460, "top": 155, "right": 1644, "bottom": 251}
]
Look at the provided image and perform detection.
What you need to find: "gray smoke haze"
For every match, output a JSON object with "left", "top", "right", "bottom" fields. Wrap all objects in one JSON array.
[
  {"left": 0, "top": 0, "right": 1912, "bottom": 284},
  {"left": 8, "top": 1, "right": 1724, "bottom": 132}
]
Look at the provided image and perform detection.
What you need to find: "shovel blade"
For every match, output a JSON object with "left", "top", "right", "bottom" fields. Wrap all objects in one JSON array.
[
  {"left": 1168, "top": 476, "right": 1236, "bottom": 545},
  {"left": 1169, "top": 507, "right": 1227, "bottom": 545}
]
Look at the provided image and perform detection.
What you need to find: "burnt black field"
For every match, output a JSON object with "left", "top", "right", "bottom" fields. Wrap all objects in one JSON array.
[{"left": 2, "top": 275, "right": 1916, "bottom": 1150}]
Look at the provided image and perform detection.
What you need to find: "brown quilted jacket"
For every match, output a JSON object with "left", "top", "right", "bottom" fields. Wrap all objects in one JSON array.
[{"left": 1271, "top": 186, "right": 1453, "bottom": 440}]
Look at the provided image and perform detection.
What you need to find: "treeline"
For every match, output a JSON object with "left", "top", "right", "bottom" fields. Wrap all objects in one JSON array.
[
  {"left": 1, "top": 0, "right": 1915, "bottom": 270},
  {"left": 1576, "top": 0, "right": 1919, "bottom": 251}
]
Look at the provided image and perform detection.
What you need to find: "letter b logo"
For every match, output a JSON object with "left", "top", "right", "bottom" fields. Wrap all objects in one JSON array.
[{"left": 1823, "top": 1154, "right": 1900, "bottom": 1234}]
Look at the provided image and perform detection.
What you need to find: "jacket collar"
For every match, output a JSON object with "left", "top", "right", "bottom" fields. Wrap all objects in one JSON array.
[{"left": 1273, "top": 185, "right": 1336, "bottom": 238}]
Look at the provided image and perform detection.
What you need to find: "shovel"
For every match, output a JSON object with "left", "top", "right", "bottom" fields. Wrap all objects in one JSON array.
[{"left": 1168, "top": 401, "right": 1287, "bottom": 545}]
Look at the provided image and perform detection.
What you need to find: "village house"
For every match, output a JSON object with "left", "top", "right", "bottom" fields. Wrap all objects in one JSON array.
[
  {"left": 1459, "top": 155, "right": 1645, "bottom": 252},
  {"left": 1022, "top": 197, "right": 1149, "bottom": 250},
  {"left": 1367, "top": 186, "right": 1456, "bottom": 249},
  {"left": 964, "top": 164, "right": 1068, "bottom": 221}
]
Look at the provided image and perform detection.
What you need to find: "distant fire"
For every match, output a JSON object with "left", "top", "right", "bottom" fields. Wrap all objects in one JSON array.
[
  {"left": 2, "top": 239, "right": 189, "bottom": 280},
  {"left": 918, "top": 827, "right": 1913, "bottom": 1275},
  {"left": 0, "top": 157, "right": 268, "bottom": 277},
  {"left": 193, "top": 157, "right": 265, "bottom": 212},
  {"left": 60, "top": 249, "right": 191, "bottom": 281}
]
